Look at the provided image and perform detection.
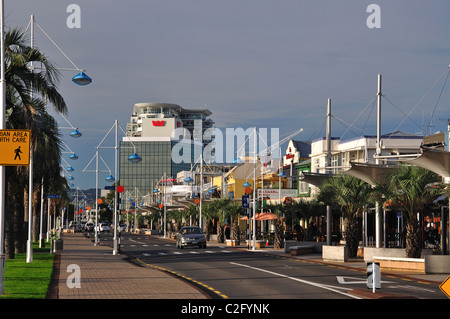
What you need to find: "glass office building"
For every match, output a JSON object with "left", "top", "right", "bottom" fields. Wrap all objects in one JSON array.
[{"left": 119, "top": 140, "right": 198, "bottom": 197}]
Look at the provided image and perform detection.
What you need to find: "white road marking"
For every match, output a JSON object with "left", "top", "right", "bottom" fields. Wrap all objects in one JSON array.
[
  {"left": 336, "top": 276, "right": 395, "bottom": 285},
  {"left": 230, "top": 262, "right": 361, "bottom": 299}
]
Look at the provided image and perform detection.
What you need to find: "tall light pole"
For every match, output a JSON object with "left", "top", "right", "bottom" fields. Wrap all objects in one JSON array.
[
  {"left": 0, "top": 0, "right": 6, "bottom": 295},
  {"left": 375, "top": 74, "right": 382, "bottom": 248},
  {"left": 113, "top": 120, "right": 119, "bottom": 255},
  {"left": 252, "top": 127, "right": 257, "bottom": 250},
  {"left": 26, "top": 15, "right": 35, "bottom": 264}
]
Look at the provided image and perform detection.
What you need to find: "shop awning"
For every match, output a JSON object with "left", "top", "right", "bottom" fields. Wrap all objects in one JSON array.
[
  {"left": 401, "top": 146, "right": 450, "bottom": 180},
  {"left": 299, "top": 172, "right": 333, "bottom": 188},
  {"left": 343, "top": 162, "right": 397, "bottom": 186}
]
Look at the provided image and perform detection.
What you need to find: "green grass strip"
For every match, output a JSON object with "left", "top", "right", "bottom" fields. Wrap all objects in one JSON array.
[{"left": 0, "top": 243, "right": 55, "bottom": 299}]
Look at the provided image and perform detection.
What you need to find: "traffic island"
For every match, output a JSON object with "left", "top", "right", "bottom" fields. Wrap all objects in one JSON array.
[{"left": 349, "top": 289, "right": 420, "bottom": 299}]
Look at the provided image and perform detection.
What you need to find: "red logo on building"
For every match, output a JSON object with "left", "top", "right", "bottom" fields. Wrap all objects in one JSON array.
[{"left": 152, "top": 120, "right": 166, "bottom": 126}]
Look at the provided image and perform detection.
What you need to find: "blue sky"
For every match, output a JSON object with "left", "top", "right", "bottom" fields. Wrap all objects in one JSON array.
[{"left": 5, "top": 0, "right": 450, "bottom": 191}]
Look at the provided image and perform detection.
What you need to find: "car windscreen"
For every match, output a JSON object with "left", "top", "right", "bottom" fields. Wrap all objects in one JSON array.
[{"left": 183, "top": 228, "right": 202, "bottom": 234}]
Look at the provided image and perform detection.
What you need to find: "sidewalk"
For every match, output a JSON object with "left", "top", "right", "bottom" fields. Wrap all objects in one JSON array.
[{"left": 48, "top": 232, "right": 208, "bottom": 299}]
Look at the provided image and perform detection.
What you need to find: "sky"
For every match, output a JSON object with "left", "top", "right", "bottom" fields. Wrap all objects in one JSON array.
[{"left": 4, "top": 0, "right": 450, "bottom": 192}]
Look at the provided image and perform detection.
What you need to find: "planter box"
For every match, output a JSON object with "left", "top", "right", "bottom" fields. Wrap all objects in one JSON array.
[
  {"left": 364, "top": 247, "right": 433, "bottom": 263},
  {"left": 374, "top": 256, "right": 425, "bottom": 273},
  {"left": 290, "top": 245, "right": 315, "bottom": 256},
  {"left": 425, "top": 255, "right": 450, "bottom": 274},
  {"left": 246, "top": 240, "right": 266, "bottom": 249},
  {"left": 226, "top": 240, "right": 239, "bottom": 247},
  {"left": 322, "top": 245, "right": 349, "bottom": 262}
]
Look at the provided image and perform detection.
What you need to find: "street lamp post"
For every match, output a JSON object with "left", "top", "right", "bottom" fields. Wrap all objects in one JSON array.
[
  {"left": 0, "top": 0, "right": 6, "bottom": 295},
  {"left": 83, "top": 149, "right": 114, "bottom": 246},
  {"left": 113, "top": 120, "right": 119, "bottom": 255}
]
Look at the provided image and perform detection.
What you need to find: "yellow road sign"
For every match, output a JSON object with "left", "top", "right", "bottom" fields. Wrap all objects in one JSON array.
[
  {"left": 0, "top": 129, "right": 31, "bottom": 166},
  {"left": 440, "top": 275, "right": 450, "bottom": 299}
]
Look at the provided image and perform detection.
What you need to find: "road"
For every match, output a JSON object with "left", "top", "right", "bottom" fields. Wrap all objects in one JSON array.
[{"left": 95, "top": 232, "right": 446, "bottom": 300}]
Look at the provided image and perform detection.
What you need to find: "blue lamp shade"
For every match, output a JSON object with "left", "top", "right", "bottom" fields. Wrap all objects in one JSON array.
[
  {"left": 278, "top": 172, "right": 287, "bottom": 178},
  {"left": 243, "top": 181, "right": 251, "bottom": 187},
  {"left": 72, "top": 71, "right": 92, "bottom": 86},
  {"left": 66, "top": 166, "right": 74, "bottom": 172},
  {"left": 153, "top": 188, "right": 160, "bottom": 193},
  {"left": 184, "top": 176, "right": 193, "bottom": 183},
  {"left": 128, "top": 153, "right": 142, "bottom": 163},
  {"left": 68, "top": 176, "right": 74, "bottom": 180},
  {"left": 105, "top": 174, "right": 115, "bottom": 182},
  {"left": 69, "top": 153, "right": 79, "bottom": 160},
  {"left": 70, "top": 129, "right": 82, "bottom": 138},
  {"left": 70, "top": 183, "right": 75, "bottom": 187}
]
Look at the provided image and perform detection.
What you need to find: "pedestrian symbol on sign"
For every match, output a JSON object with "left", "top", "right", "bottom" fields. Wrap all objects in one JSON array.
[{"left": 14, "top": 146, "right": 22, "bottom": 160}]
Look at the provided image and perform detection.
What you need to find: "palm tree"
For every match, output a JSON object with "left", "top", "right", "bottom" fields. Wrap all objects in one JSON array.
[
  {"left": 318, "top": 175, "right": 373, "bottom": 257},
  {"left": 3, "top": 27, "right": 67, "bottom": 259},
  {"left": 5, "top": 28, "right": 66, "bottom": 113},
  {"left": 384, "top": 165, "right": 440, "bottom": 258}
]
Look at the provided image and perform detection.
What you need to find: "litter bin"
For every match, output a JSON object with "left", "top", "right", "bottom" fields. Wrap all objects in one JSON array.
[{"left": 53, "top": 239, "right": 64, "bottom": 253}]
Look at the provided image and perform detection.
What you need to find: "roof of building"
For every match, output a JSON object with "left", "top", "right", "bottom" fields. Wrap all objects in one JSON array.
[
  {"left": 312, "top": 131, "right": 423, "bottom": 143},
  {"left": 133, "top": 102, "right": 212, "bottom": 116},
  {"left": 291, "top": 140, "right": 311, "bottom": 157}
]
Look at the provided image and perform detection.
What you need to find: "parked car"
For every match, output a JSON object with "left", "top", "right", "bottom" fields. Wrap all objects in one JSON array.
[
  {"left": 176, "top": 226, "right": 207, "bottom": 249},
  {"left": 119, "top": 224, "right": 127, "bottom": 232},
  {"left": 84, "top": 222, "right": 94, "bottom": 232},
  {"left": 97, "top": 223, "right": 110, "bottom": 232},
  {"left": 69, "top": 221, "right": 79, "bottom": 231}
]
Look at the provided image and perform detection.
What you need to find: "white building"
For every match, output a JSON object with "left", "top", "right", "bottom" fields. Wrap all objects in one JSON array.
[
  {"left": 308, "top": 131, "right": 423, "bottom": 195},
  {"left": 126, "top": 102, "right": 214, "bottom": 146}
]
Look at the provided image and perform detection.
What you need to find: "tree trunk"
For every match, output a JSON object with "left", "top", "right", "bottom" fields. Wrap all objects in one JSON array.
[
  {"left": 5, "top": 177, "right": 15, "bottom": 259},
  {"left": 217, "top": 220, "right": 224, "bottom": 243},
  {"left": 405, "top": 219, "right": 422, "bottom": 258},
  {"left": 231, "top": 218, "right": 240, "bottom": 244},
  {"left": 32, "top": 185, "right": 41, "bottom": 242},
  {"left": 14, "top": 192, "right": 25, "bottom": 254},
  {"left": 274, "top": 219, "right": 284, "bottom": 249},
  {"left": 344, "top": 216, "right": 360, "bottom": 258}
]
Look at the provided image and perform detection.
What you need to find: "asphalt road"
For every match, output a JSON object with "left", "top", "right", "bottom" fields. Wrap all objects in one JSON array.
[{"left": 95, "top": 232, "right": 447, "bottom": 300}]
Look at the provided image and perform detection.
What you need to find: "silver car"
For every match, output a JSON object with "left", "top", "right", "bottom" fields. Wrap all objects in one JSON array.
[{"left": 176, "top": 226, "right": 207, "bottom": 249}]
